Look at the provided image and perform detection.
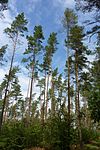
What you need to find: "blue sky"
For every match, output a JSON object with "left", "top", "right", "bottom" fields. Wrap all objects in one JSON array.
[
  {"left": 5, "top": 0, "right": 75, "bottom": 72},
  {"left": 16, "top": 0, "right": 75, "bottom": 72},
  {"left": 0, "top": 0, "right": 95, "bottom": 97}
]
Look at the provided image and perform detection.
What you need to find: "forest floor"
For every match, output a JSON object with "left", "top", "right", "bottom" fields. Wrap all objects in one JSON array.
[
  {"left": 83, "top": 135, "right": 100, "bottom": 150},
  {"left": 24, "top": 131, "right": 100, "bottom": 150}
]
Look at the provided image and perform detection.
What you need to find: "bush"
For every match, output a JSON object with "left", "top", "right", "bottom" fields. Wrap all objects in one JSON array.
[
  {"left": 82, "top": 128, "right": 99, "bottom": 144},
  {"left": 0, "top": 116, "right": 78, "bottom": 150}
]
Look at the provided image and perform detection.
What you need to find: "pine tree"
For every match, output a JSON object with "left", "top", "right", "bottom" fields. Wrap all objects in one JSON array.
[
  {"left": 10, "top": 76, "right": 23, "bottom": 121},
  {"left": 88, "top": 43, "right": 100, "bottom": 122},
  {"left": 50, "top": 68, "right": 58, "bottom": 117},
  {"left": 42, "top": 32, "right": 58, "bottom": 119},
  {"left": 0, "top": 66, "right": 21, "bottom": 121},
  {"left": 62, "top": 8, "right": 77, "bottom": 150},
  {"left": 22, "top": 25, "right": 44, "bottom": 120},
  {"left": 75, "top": 0, "right": 100, "bottom": 37},
  {"left": 0, "top": 13, "right": 27, "bottom": 130},
  {"left": 69, "top": 25, "right": 89, "bottom": 148}
]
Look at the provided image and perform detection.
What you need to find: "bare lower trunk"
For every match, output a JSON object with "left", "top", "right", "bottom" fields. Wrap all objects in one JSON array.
[
  {"left": 75, "top": 50, "right": 83, "bottom": 149},
  {"left": 67, "top": 28, "right": 71, "bottom": 150},
  {"left": 45, "top": 72, "right": 49, "bottom": 119},
  {"left": 26, "top": 78, "right": 31, "bottom": 98},
  {"left": 67, "top": 57, "right": 71, "bottom": 150},
  {"left": 0, "top": 34, "right": 18, "bottom": 131},
  {"left": 51, "top": 77, "right": 55, "bottom": 117},
  {"left": 29, "top": 66, "right": 34, "bottom": 119},
  {"left": 28, "top": 54, "right": 35, "bottom": 121},
  {"left": 41, "top": 102, "right": 44, "bottom": 126},
  {"left": 42, "top": 70, "right": 46, "bottom": 124}
]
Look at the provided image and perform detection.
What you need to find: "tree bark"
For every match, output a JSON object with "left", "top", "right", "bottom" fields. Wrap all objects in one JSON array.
[
  {"left": 66, "top": 27, "right": 71, "bottom": 150},
  {"left": 29, "top": 55, "right": 35, "bottom": 119},
  {"left": 75, "top": 49, "right": 83, "bottom": 149},
  {"left": 51, "top": 77, "right": 55, "bottom": 117},
  {"left": 0, "top": 33, "right": 18, "bottom": 131},
  {"left": 45, "top": 72, "right": 49, "bottom": 119}
]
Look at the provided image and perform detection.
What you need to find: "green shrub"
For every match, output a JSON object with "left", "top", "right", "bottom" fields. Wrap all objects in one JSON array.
[{"left": 82, "top": 128, "right": 99, "bottom": 144}]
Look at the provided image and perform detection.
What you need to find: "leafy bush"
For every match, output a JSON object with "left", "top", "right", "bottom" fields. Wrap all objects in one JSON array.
[
  {"left": 82, "top": 128, "right": 99, "bottom": 144},
  {"left": 0, "top": 116, "right": 79, "bottom": 150}
]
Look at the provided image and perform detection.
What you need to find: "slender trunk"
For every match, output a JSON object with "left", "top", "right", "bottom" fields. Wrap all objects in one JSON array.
[
  {"left": 39, "top": 85, "right": 42, "bottom": 122},
  {"left": 45, "top": 72, "right": 49, "bottom": 119},
  {"left": 75, "top": 49, "right": 83, "bottom": 149},
  {"left": 39, "top": 86, "right": 44, "bottom": 125},
  {"left": 40, "top": 86, "right": 42, "bottom": 117},
  {"left": 26, "top": 78, "right": 31, "bottom": 98},
  {"left": 84, "top": 97, "right": 88, "bottom": 128},
  {"left": 59, "top": 88, "right": 63, "bottom": 119},
  {"left": 4, "top": 84, "right": 13, "bottom": 122},
  {"left": 41, "top": 102, "right": 44, "bottom": 126},
  {"left": 51, "top": 77, "right": 55, "bottom": 116},
  {"left": 41, "top": 71, "right": 46, "bottom": 125},
  {"left": 67, "top": 58, "right": 70, "bottom": 121},
  {"left": 13, "top": 104, "right": 16, "bottom": 121},
  {"left": 29, "top": 75, "right": 33, "bottom": 117},
  {"left": 29, "top": 59, "right": 35, "bottom": 118},
  {"left": 3, "top": 94, "right": 9, "bottom": 122},
  {"left": 43, "top": 70, "right": 46, "bottom": 121},
  {"left": 0, "top": 34, "right": 18, "bottom": 131},
  {"left": 67, "top": 27, "right": 71, "bottom": 150}
]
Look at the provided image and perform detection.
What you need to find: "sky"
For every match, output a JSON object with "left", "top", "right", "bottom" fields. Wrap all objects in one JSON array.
[{"left": 0, "top": 0, "right": 95, "bottom": 98}]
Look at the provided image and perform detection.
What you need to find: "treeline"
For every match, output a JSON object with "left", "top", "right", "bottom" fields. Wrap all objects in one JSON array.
[{"left": 0, "top": 0, "right": 100, "bottom": 150}]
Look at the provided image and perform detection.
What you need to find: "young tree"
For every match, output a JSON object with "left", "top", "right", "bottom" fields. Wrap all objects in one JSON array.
[
  {"left": 0, "top": 13, "right": 28, "bottom": 130},
  {"left": 0, "top": 66, "right": 21, "bottom": 121},
  {"left": 10, "top": 76, "right": 23, "bottom": 121}
]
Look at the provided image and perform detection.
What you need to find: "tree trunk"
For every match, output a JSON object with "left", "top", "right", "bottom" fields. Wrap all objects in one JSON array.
[
  {"left": 75, "top": 49, "right": 83, "bottom": 149},
  {"left": 29, "top": 62, "right": 34, "bottom": 119},
  {"left": 41, "top": 70, "right": 46, "bottom": 124},
  {"left": 51, "top": 77, "right": 55, "bottom": 117},
  {"left": 66, "top": 28, "right": 71, "bottom": 150},
  {"left": 45, "top": 72, "right": 49, "bottom": 119},
  {"left": 0, "top": 34, "right": 18, "bottom": 131}
]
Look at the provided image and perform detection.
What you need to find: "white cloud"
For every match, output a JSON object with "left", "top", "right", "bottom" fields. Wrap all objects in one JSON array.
[
  {"left": 0, "top": 1, "right": 29, "bottom": 99},
  {"left": 24, "top": 0, "right": 42, "bottom": 14},
  {"left": 9, "top": 0, "right": 18, "bottom": 16},
  {"left": 0, "top": 67, "right": 8, "bottom": 81},
  {"left": 0, "top": 11, "right": 12, "bottom": 47},
  {"left": 53, "top": 0, "right": 75, "bottom": 9}
]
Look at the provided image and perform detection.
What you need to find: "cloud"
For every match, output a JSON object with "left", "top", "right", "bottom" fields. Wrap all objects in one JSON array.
[
  {"left": 9, "top": 0, "right": 18, "bottom": 16},
  {"left": 0, "top": 67, "right": 8, "bottom": 81},
  {"left": 0, "top": 1, "right": 29, "bottom": 99},
  {"left": 24, "top": 0, "right": 42, "bottom": 14},
  {"left": 53, "top": 0, "right": 75, "bottom": 9},
  {"left": 0, "top": 11, "right": 12, "bottom": 47},
  {"left": 0, "top": 0, "right": 19, "bottom": 47}
]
